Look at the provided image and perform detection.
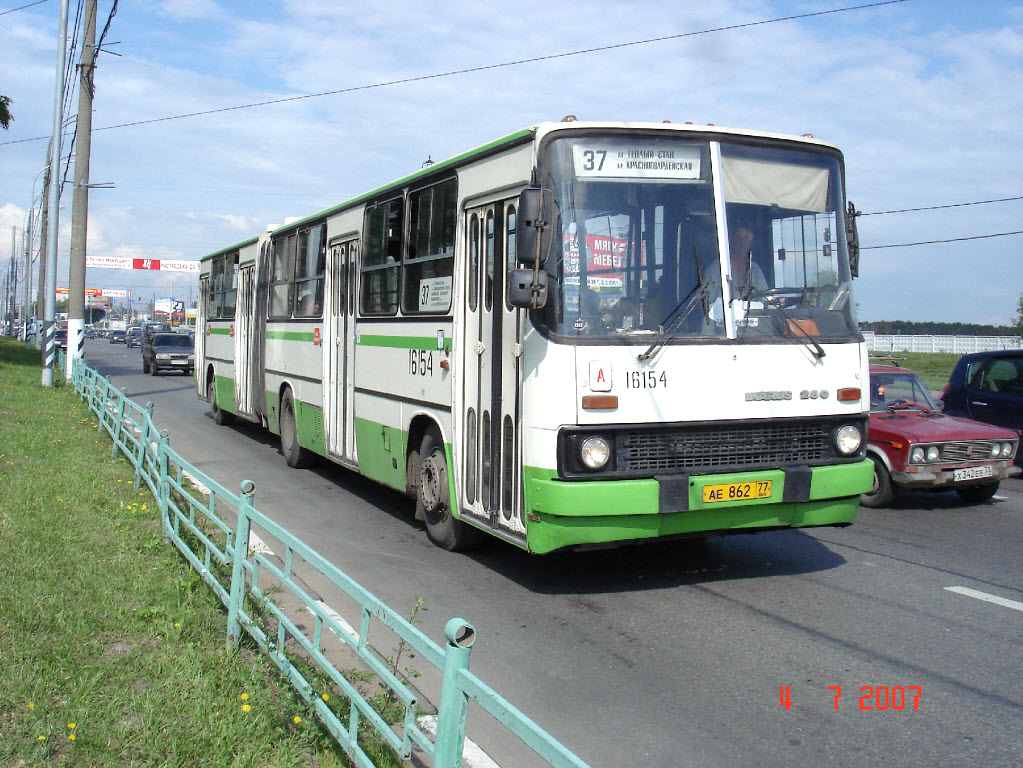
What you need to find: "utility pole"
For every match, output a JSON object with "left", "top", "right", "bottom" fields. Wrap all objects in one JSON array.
[
  {"left": 42, "top": 0, "right": 70, "bottom": 387},
  {"left": 23, "top": 209, "right": 34, "bottom": 348},
  {"left": 35, "top": 163, "right": 49, "bottom": 350},
  {"left": 67, "top": 0, "right": 97, "bottom": 379},
  {"left": 7, "top": 228, "right": 14, "bottom": 336}
]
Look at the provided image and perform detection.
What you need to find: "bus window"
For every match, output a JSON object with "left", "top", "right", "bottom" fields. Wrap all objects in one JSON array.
[
  {"left": 361, "top": 199, "right": 402, "bottom": 315},
  {"left": 403, "top": 178, "right": 456, "bottom": 314}
]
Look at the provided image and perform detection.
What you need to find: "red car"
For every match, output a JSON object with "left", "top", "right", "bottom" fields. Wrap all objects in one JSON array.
[{"left": 862, "top": 364, "right": 1020, "bottom": 507}]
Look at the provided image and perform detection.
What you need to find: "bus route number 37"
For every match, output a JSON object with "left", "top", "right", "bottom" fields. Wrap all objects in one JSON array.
[{"left": 410, "top": 349, "right": 434, "bottom": 376}]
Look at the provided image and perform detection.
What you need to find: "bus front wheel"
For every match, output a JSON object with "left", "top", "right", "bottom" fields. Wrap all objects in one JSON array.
[
  {"left": 416, "top": 428, "right": 483, "bottom": 551},
  {"left": 280, "top": 389, "right": 313, "bottom": 469}
]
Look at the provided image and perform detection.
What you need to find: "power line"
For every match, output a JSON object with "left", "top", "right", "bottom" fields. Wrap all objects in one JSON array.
[
  {"left": 859, "top": 195, "right": 1023, "bottom": 216},
  {"left": 0, "top": 0, "right": 907, "bottom": 147},
  {"left": 0, "top": 0, "right": 48, "bottom": 15},
  {"left": 862, "top": 230, "right": 1023, "bottom": 250}
]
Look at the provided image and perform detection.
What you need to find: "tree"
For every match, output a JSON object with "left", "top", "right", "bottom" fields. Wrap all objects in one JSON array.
[
  {"left": 0, "top": 95, "right": 12, "bottom": 130},
  {"left": 1014, "top": 294, "right": 1023, "bottom": 336}
]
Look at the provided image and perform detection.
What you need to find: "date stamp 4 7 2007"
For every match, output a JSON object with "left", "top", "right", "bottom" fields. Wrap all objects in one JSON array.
[{"left": 779, "top": 685, "right": 922, "bottom": 711}]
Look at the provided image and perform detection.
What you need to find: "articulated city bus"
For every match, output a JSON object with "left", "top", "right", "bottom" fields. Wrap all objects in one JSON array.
[{"left": 197, "top": 120, "right": 872, "bottom": 554}]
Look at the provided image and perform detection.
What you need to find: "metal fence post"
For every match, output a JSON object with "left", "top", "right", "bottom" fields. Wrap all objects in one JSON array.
[
  {"left": 111, "top": 387, "right": 128, "bottom": 458},
  {"left": 434, "top": 618, "right": 477, "bottom": 768},
  {"left": 134, "top": 402, "right": 155, "bottom": 490},
  {"left": 226, "top": 480, "right": 256, "bottom": 651},
  {"left": 156, "top": 429, "right": 171, "bottom": 521},
  {"left": 97, "top": 378, "right": 110, "bottom": 435}
]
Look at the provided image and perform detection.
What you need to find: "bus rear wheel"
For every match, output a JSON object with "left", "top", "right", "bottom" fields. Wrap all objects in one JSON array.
[
  {"left": 280, "top": 389, "right": 313, "bottom": 469},
  {"left": 208, "top": 377, "right": 234, "bottom": 426},
  {"left": 416, "top": 428, "right": 483, "bottom": 551}
]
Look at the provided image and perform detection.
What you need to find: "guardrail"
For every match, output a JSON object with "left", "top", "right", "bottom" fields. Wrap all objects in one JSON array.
[{"left": 69, "top": 355, "right": 589, "bottom": 768}]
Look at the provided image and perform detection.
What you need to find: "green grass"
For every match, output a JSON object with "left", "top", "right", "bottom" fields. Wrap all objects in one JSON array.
[
  {"left": 0, "top": 340, "right": 379, "bottom": 767},
  {"left": 867, "top": 351, "right": 960, "bottom": 391}
]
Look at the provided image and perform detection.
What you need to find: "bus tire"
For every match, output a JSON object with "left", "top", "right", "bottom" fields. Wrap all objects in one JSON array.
[
  {"left": 208, "top": 376, "right": 234, "bottom": 426},
  {"left": 280, "top": 389, "right": 313, "bottom": 469},
  {"left": 860, "top": 455, "right": 893, "bottom": 508},
  {"left": 417, "top": 428, "right": 483, "bottom": 551}
]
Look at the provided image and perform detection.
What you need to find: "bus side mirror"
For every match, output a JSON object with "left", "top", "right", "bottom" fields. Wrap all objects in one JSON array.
[
  {"left": 846, "top": 200, "right": 860, "bottom": 278},
  {"left": 507, "top": 269, "right": 548, "bottom": 309},
  {"left": 517, "top": 188, "right": 554, "bottom": 267}
]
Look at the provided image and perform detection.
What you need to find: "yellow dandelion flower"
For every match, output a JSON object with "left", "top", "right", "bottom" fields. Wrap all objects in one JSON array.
[
  {"left": 68, "top": 734, "right": 76, "bottom": 741},
  {"left": 293, "top": 716, "right": 302, "bottom": 725},
  {"left": 141, "top": 504, "right": 148, "bottom": 510},
  {"left": 67, "top": 723, "right": 76, "bottom": 730},
  {"left": 28, "top": 702, "right": 34, "bottom": 710},
  {"left": 38, "top": 736, "right": 46, "bottom": 741},
  {"left": 321, "top": 693, "right": 329, "bottom": 702},
  {"left": 242, "top": 704, "right": 251, "bottom": 712},
  {"left": 240, "top": 693, "right": 249, "bottom": 701}
]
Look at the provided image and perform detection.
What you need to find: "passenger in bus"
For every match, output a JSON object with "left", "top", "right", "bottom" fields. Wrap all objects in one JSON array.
[{"left": 728, "top": 216, "right": 769, "bottom": 297}]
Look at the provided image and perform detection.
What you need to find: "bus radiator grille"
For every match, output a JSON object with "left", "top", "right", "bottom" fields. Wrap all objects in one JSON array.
[{"left": 618, "top": 421, "right": 832, "bottom": 473}]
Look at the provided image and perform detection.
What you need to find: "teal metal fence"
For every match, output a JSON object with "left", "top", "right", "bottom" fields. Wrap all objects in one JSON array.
[{"left": 69, "top": 356, "right": 589, "bottom": 768}]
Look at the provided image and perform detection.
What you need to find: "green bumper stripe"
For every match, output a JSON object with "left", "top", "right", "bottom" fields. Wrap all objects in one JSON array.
[
  {"left": 209, "top": 327, "right": 232, "bottom": 336},
  {"left": 357, "top": 334, "right": 449, "bottom": 350}
]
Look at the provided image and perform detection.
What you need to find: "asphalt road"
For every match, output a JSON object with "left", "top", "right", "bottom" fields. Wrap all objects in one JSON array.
[{"left": 82, "top": 340, "right": 1023, "bottom": 768}]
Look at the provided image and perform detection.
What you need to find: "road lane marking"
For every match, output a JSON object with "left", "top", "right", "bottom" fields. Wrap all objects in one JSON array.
[{"left": 944, "top": 586, "right": 1023, "bottom": 613}]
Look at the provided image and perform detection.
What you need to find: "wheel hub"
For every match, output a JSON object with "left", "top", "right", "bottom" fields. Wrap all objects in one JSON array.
[{"left": 420, "top": 454, "right": 442, "bottom": 513}]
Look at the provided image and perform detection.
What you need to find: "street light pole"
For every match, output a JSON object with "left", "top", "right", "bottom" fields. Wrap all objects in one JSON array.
[
  {"left": 67, "top": 0, "right": 98, "bottom": 379},
  {"left": 41, "top": 0, "right": 70, "bottom": 388}
]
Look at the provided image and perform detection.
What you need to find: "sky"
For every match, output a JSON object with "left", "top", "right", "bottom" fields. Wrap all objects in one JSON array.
[{"left": 1, "top": 0, "right": 1022, "bottom": 325}]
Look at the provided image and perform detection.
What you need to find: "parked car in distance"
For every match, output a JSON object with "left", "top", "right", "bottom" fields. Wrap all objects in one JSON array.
[
  {"left": 142, "top": 332, "right": 194, "bottom": 376},
  {"left": 54, "top": 329, "right": 68, "bottom": 350},
  {"left": 126, "top": 327, "right": 142, "bottom": 348},
  {"left": 862, "top": 364, "right": 1020, "bottom": 507},
  {"left": 940, "top": 350, "right": 1023, "bottom": 464},
  {"left": 109, "top": 329, "right": 127, "bottom": 344}
]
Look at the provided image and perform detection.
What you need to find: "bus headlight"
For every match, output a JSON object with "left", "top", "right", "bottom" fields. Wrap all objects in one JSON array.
[
  {"left": 834, "top": 425, "right": 862, "bottom": 455},
  {"left": 580, "top": 436, "right": 611, "bottom": 470}
]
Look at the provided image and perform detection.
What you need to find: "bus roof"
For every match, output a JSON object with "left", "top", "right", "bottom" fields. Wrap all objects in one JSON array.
[{"left": 201, "top": 121, "right": 838, "bottom": 263}]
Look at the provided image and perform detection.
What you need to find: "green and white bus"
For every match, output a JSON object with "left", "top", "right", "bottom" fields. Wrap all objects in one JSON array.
[{"left": 197, "top": 120, "right": 873, "bottom": 554}]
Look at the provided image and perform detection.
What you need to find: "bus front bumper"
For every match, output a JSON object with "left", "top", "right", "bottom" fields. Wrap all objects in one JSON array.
[{"left": 522, "top": 459, "right": 873, "bottom": 554}]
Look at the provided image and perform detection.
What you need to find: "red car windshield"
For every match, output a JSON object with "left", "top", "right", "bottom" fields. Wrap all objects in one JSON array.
[{"left": 869, "top": 371, "right": 938, "bottom": 412}]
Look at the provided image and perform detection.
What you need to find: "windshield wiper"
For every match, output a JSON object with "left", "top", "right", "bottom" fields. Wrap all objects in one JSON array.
[
  {"left": 638, "top": 247, "right": 713, "bottom": 361},
  {"left": 755, "top": 291, "right": 827, "bottom": 361}
]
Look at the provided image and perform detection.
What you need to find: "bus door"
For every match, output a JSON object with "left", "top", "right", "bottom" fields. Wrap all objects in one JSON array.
[
  {"left": 195, "top": 275, "right": 208, "bottom": 398},
  {"left": 461, "top": 201, "right": 525, "bottom": 536},
  {"left": 234, "top": 264, "right": 256, "bottom": 417},
  {"left": 325, "top": 237, "right": 356, "bottom": 462}
]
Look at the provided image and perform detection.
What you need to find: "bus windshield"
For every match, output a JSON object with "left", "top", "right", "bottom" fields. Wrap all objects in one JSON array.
[{"left": 536, "top": 134, "right": 859, "bottom": 343}]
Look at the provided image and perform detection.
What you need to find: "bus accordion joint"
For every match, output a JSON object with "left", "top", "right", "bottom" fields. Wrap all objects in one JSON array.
[{"left": 582, "top": 395, "right": 618, "bottom": 410}]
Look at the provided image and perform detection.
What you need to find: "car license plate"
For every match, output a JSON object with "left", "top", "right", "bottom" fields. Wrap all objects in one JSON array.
[
  {"left": 953, "top": 465, "right": 993, "bottom": 482},
  {"left": 171, "top": 359, "right": 187, "bottom": 365},
  {"left": 702, "top": 480, "right": 773, "bottom": 503}
]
